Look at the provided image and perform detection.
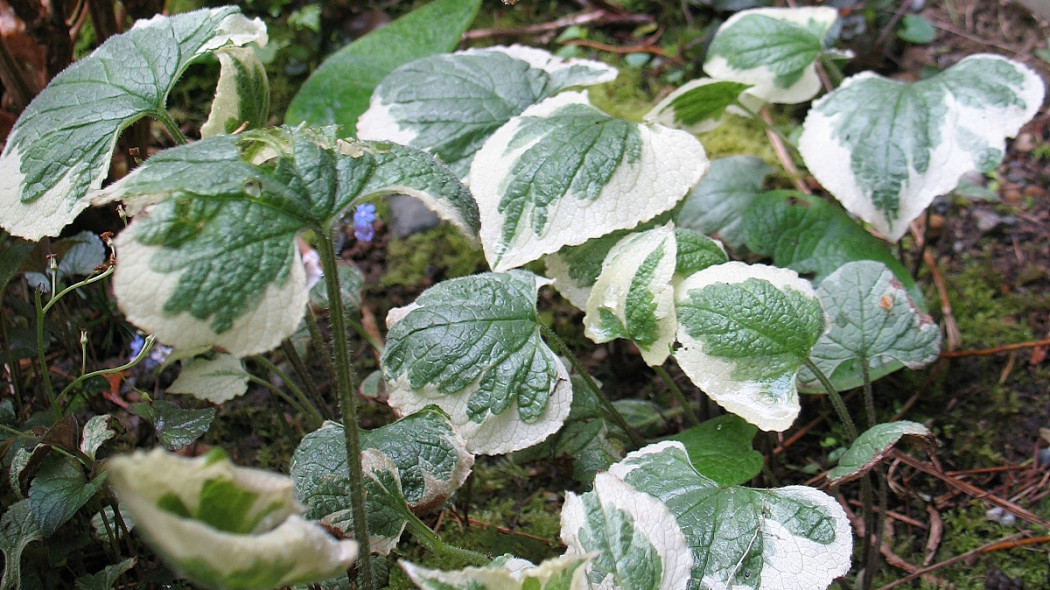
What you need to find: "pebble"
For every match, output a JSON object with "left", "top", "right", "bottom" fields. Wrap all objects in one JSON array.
[
  {"left": 1003, "top": 188, "right": 1024, "bottom": 205},
  {"left": 1012, "top": 132, "right": 1036, "bottom": 152},
  {"left": 1023, "top": 184, "right": 1045, "bottom": 199},
  {"left": 387, "top": 194, "right": 441, "bottom": 239}
]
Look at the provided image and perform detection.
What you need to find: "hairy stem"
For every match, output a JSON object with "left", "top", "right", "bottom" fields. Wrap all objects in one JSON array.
[
  {"left": 540, "top": 326, "right": 645, "bottom": 448},
  {"left": 315, "top": 229, "right": 375, "bottom": 590},
  {"left": 280, "top": 339, "right": 333, "bottom": 419},
  {"left": 254, "top": 354, "right": 324, "bottom": 428},
  {"left": 802, "top": 358, "right": 858, "bottom": 441},
  {"left": 402, "top": 511, "right": 489, "bottom": 566},
  {"left": 33, "top": 289, "right": 58, "bottom": 420}
]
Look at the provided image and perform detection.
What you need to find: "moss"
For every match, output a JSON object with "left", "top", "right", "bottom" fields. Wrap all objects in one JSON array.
[{"left": 378, "top": 225, "right": 488, "bottom": 290}]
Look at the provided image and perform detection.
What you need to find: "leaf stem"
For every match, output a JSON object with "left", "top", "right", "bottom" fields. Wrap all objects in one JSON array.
[
  {"left": 315, "top": 227, "right": 375, "bottom": 590},
  {"left": 57, "top": 334, "right": 156, "bottom": 412},
  {"left": 540, "top": 326, "right": 646, "bottom": 448},
  {"left": 153, "top": 109, "right": 188, "bottom": 145},
  {"left": 280, "top": 339, "right": 333, "bottom": 419},
  {"left": 253, "top": 354, "right": 324, "bottom": 427},
  {"left": 33, "top": 289, "right": 58, "bottom": 420},
  {"left": 246, "top": 375, "right": 313, "bottom": 419},
  {"left": 653, "top": 365, "right": 699, "bottom": 427},
  {"left": 801, "top": 358, "right": 857, "bottom": 441},
  {"left": 402, "top": 510, "right": 489, "bottom": 566}
]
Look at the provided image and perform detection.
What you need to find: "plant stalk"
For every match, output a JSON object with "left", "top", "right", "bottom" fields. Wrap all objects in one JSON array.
[
  {"left": 654, "top": 365, "right": 699, "bottom": 427},
  {"left": 315, "top": 229, "right": 375, "bottom": 590},
  {"left": 33, "top": 289, "right": 58, "bottom": 420},
  {"left": 280, "top": 339, "right": 332, "bottom": 418},
  {"left": 802, "top": 358, "right": 857, "bottom": 441},
  {"left": 540, "top": 326, "right": 646, "bottom": 448},
  {"left": 402, "top": 511, "right": 489, "bottom": 566},
  {"left": 253, "top": 354, "right": 324, "bottom": 428}
]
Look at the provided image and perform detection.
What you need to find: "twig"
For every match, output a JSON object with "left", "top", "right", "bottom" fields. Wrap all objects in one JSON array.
[
  {"left": 938, "top": 338, "right": 1050, "bottom": 358},
  {"left": 875, "top": 532, "right": 1036, "bottom": 590},
  {"left": 462, "top": 10, "right": 653, "bottom": 41},
  {"left": 929, "top": 19, "right": 1025, "bottom": 56},
  {"left": 760, "top": 107, "right": 810, "bottom": 194},
  {"left": 890, "top": 449, "right": 1050, "bottom": 529}
]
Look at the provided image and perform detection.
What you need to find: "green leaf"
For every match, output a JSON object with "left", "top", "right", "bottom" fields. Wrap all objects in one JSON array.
[
  {"left": 676, "top": 156, "right": 773, "bottom": 249},
  {"left": 798, "top": 54, "right": 1045, "bottom": 241},
  {"left": 542, "top": 375, "right": 626, "bottom": 483},
  {"left": 668, "top": 414, "right": 762, "bottom": 486},
  {"left": 545, "top": 228, "right": 639, "bottom": 310},
  {"left": 128, "top": 400, "right": 217, "bottom": 450},
  {"left": 0, "top": 500, "right": 43, "bottom": 590},
  {"left": 704, "top": 7, "right": 840, "bottom": 104},
  {"left": 471, "top": 92, "right": 708, "bottom": 271},
  {"left": 402, "top": 554, "right": 590, "bottom": 590},
  {"left": 28, "top": 456, "right": 105, "bottom": 536},
  {"left": 106, "top": 448, "right": 357, "bottom": 590},
  {"left": 0, "top": 234, "right": 34, "bottom": 292},
  {"left": 383, "top": 271, "right": 573, "bottom": 455},
  {"left": 675, "top": 262, "right": 824, "bottom": 431},
  {"left": 673, "top": 229, "right": 728, "bottom": 280},
  {"left": 800, "top": 261, "right": 940, "bottom": 392},
  {"left": 358, "top": 45, "right": 617, "bottom": 177},
  {"left": 827, "top": 421, "right": 932, "bottom": 484},
  {"left": 291, "top": 409, "right": 473, "bottom": 517},
  {"left": 201, "top": 46, "right": 270, "bottom": 138},
  {"left": 740, "top": 191, "right": 922, "bottom": 303},
  {"left": 560, "top": 472, "right": 691, "bottom": 590},
  {"left": 611, "top": 441, "right": 852, "bottom": 589},
  {"left": 74, "top": 558, "right": 136, "bottom": 590},
  {"left": 284, "top": 0, "right": 481, "bottom": 135},
  {"left": 897, "top": 14, "right": 937, "bottom": 44},
  {"left": 645, "top": 79, "right": 753, "bottom": 133},
  {"left": 584, "top": 224, "right": 677, "bottom": 366},
  {"left": 106, "top": 128, "right": 475, "bottom": 357},
  {"left": 168, "top": 354, "right": 251, "bottom": 404},
  {"left": 0, "top": 8, "right": 266, "bottom": 240},
  {"left": 80, "top": 414, "right": 115, "bottom": 461}
]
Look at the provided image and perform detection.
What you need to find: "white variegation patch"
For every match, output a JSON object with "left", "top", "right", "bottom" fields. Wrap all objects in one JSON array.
[
  {"left": 584, "top": 224, "right": 677, "bottom": 366},
  {"left": 385, "top": 360, "right": 572, "bottom": 456},
  {"left": 561, "top": 472, "right": 691, "bottom": 590},
  {"left": 198, "top": 11, "right": 268, "bottom": 53},
  {"left": 798, "top": 54, "right": 1044, "bottom": 241},
  {"left": 402, "top": 554, "right": 590, "bottom": 590},
  {"left": 113, "top": 230, "right": 308, "bottom": 358},
  {"left": 201, "top": 46, "right": 269, "bottom": 138},
  {"left": 0, "top": 147, "right": 83, "bottom": 242},
  {"left": 472, "top": 92, "right": 707, "bottom": 271},
  {"left": 674, "top": 262, "right": 822, "bottom": 431},
  {"left": 704, "top": 6, "right": 839, "bottom": 104},
  {"left": 544, "top": 252, "right": 592, "bottom": 310},
  {"left": 168, "top": 354, "right": 250, "bottom": 404}
]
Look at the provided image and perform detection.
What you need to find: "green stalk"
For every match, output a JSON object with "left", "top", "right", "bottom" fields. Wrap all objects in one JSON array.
[
  {"left": 860, "top": 359, "right": 886, "bottom": 590},
  {"left": 280, "top": 340, "right": 333, "bottom": 419},
  {"left": 253, "top": 354, "right": 324, "bottom": 427},
  {"left": 57, "top": 334, "right": 155, "bottom": 411},
  {"left": 247, "top": 375, "right": 313, "bottom": 419},
  {"left": 306, "top": 309, "right": 339, "bottom": 386},
  {"left": 654, "top": 365, "right": 699, "bottom": 427},
  {"left": 402, "top": 511, "right": 489, "bottom": 566},
  {"left": 540, "top": 326, "right": 645, "bottom": 448},
  {"left": 802, "top": 358, "right": 857, "bottom": 441},
  {"left": 153, "top": 109, "right": 188, "bottom": 145},
  {"left": 315, "top": 228, "right": 375, "bottom": 590},
  {"left": 33, "top": 289, "right": 58, "bottom": 420}
]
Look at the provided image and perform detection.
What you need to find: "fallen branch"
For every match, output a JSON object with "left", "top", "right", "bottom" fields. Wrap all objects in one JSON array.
[
  {"left": 462, "top": 9, "right": 653, "bottom": 41},
  {"left": 938, "top": 337, "right": 1050, "bottom": 358}
]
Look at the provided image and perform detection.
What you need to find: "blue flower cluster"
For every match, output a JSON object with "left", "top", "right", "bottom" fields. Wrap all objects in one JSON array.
[{"left": 353, "top": 203, "right": 377, "bottom": 242}]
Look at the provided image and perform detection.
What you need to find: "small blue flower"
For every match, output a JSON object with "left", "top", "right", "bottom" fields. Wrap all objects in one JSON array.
[{"left": 353, "top": 203, "right": 377, "bottom": 242}]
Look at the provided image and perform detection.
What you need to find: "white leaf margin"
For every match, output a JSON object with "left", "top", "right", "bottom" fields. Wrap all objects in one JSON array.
[
  {"left": 470, "top": 91, "right": 708, "bottom": 272},
  {"left": 112, "top": 229, "right": 308, "bottom": 358},
  {"left": 674, "top": 262, "right": 823, "bottom": 432},
  {"left": 402, "top": 554, "right": 591, "bottom": 590},
  {"left": 584, "top": 223, "right": 677, "bottom": 366},
  {"left": 561, "top": 471, "right": 691, "bottom": 590},
  {"left": 609, "top": 441, "right": 853, "bottom": 590},
  {"left": 703, "top": 6, "right": 840, "bottom": 104},
  {"left": 0, "top": 10, "right": 267, "bottom": 241},
  {"left": 798, "top": 53, "right": 1045, "bottom": 241}
]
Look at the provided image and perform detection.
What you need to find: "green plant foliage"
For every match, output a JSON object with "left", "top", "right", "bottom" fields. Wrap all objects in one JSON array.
[
  {"left": 284, "top": 0, "right": 481, "bottom": 135},
  {"left": 668, "top": 414, "right": 762, "bottom": 486}
]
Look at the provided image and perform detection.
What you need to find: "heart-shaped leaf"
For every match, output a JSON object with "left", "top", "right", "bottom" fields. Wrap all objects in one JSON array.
[
  {"left": 0, "top": 7, "right": 266, "bottom": 240},
  {"left": 610, "top": 441, "right": 852, "bottom": 590},
  {"left": 106, "top": 448, "right": 357, "bottom": 589},
  {"left": 106, "top": 128, "right": 475, "bottom": 357},
  {"left": 704, "top": 7, "right": 841, "bottom": 104},
  {"left": 358, "top": 45, "right": 617, "bottom": 177},
  {"left": 676, "top": 156, "right": 773, "bottom": 249},
  {"left": 645, "top": 79, "right": 753, "bottom": 133},
  {"left": 168, "top": 354, "right": 251, "bottom": 404},
  {"left": 827, "top": 421, "right": 932, "bottom": 484},
  {"left": 29, "top": 457, "right": 104, "bottom": 536},
  {"left": 470, "top": 92, "right": 707, "bottom": 271},
  {"left": 383, "top": 271, "right": 572, "bottom": 455},
  {"left": 584, "top": 224, "right": 678, "bottom": 366},
  {"left": 800, "top": 261, "right": 940, "bottom": 392},
  {"left": 0, "top": 500, "right": 43, "bottom": 590},
  {"left": 285, "top": 0, "right": 480, "bottom": 135},
  {"left": 673, "top": 228, "right": 728, "bottom": 280},
  {"left": 798, "top": 54, "right": 1045, "bottom": 241},
  {"left": 675, "top": 262, "right": 824, "bottom": 431},
  {"left": 561, "top": 472, "right": 692, "bottom": 590},
  {"left": 668, "top": 414, "right": 762, "bottom": 486}
]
